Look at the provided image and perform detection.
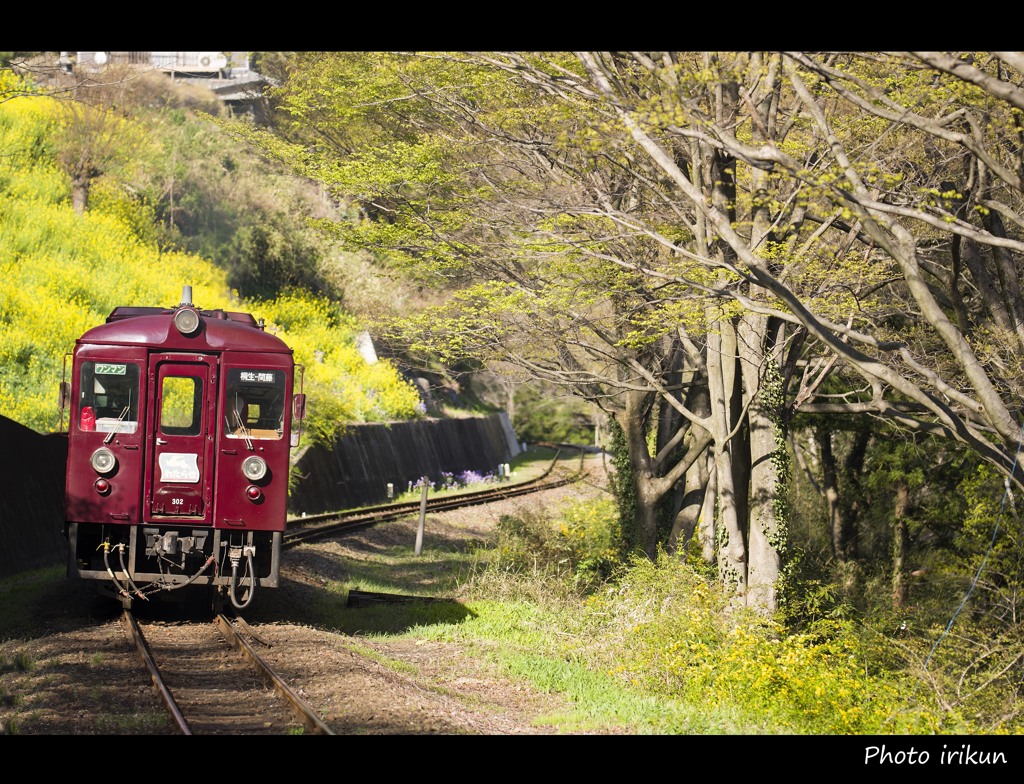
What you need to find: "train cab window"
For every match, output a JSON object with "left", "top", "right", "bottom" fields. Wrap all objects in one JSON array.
[
  {"left": 78, "top": 361, "right": 140, "bottom": 434},
  {"left": 225, "top": 368, "right": 285, "bottom": 440},
  {"left": 160, "top": 376, "right": 203, "bottom": 436}
]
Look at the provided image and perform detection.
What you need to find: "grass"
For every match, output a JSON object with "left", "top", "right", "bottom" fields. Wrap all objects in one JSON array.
[
  {"left": 2, "top": 448, "right": 1017, "bottom": 738},
  {"left": 289, "top": 462, "right": 1021, "bottom": 737}
]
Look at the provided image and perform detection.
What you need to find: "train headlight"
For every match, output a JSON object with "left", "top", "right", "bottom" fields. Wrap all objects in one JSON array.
[
  {"left": 90, "top": 447, "right": 118, "bottom": 475},
  {"left": 241, "top": 455, "right": 268, "bottom": 482},
  {"left": 173, "top": 307, "right": 201, "bottom": 336}
]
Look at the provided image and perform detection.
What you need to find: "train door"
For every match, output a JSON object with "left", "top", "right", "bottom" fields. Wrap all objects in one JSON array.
[{"left": 144, "top": 354, "right": 217, "bottom": 525}]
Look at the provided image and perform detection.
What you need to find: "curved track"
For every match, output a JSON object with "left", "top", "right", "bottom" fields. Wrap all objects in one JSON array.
[
  {"left": 122, "top": 610, "right": 334, "bottom": 735},
  {"left": 284, "top": 449, "right": 585, "bottom": 548}
]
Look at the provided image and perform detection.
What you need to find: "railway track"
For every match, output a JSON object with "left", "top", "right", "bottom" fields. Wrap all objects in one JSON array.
[
  {"left": 122, "top": 610, "right": 334, "bottom": 735},
  {"left": 283, "top": 448, "right": 585, "bottom": 548},
  {"left": 0, "top": 446, "right": 608, "bottom": 735},
  {"left": 117, "top": 450, "right": 592, "bottom": 732}
]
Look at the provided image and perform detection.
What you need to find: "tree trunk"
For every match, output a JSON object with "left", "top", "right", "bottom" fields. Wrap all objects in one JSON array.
[
  {"left": 71, "top": 177, "right": 89, "bottom": 214},
  {"left": 698, "top": 449, "right": 717, "bottom": 563},
  {"left": 668, "top": 454, "right": 709, "bottom": 553},
  {"left": 738, "top": 312, "right": 784, "bottom": 613},
  {"left": 617, "top": 390, "right": 660, "bottom": 559},
  {"left": 815, "top": 425, "right": 867, "bottom": 596},
  {"left": 706, "top": 313, "right": 747, "bottom": 603},
  {"left": 893, "top": 482, "right": 909, "bottom": 609},
  {"left": 668, "top": 382, "right": 712, "bottom": 553}
]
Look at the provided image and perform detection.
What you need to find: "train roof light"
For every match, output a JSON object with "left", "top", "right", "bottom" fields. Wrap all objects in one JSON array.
[{"left": 173, "top": 307, "right": 201, "bottom": 336}]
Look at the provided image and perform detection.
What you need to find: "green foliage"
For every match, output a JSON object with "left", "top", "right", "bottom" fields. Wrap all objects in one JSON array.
[
  {"left": 893, "top": 462, "right": 1024, "bottom": 729},
  {"left": 222, "top": 221, "right": 323, "bottom": 300},
  {"left": 783, "top": 431, "right": 1024, "bottom": 731},
  {"left": 88, "top": 179, "right": 162, "bottom": 247},
  {"left": 0, "top": 78, "right": 420, "bottom": 442},
  {"left": 51, "top": 96, "right": 152, "bottom": 207},
  {"left": 463, "top": 501, "right": 982, "bottom": 732},
  {"left": 258, "top": 290, "right": 421, "bottom": 438},
  {"left": 605, "top": 417, "right": 639, "bottom": 553},
  {"left": 570, "top": 554, "right": 959, "bottom": 733},
  {"left": 92, "top": 88, "right": 343, "bottom": 305},
  {"left": 513, "top": 385, "right": 594, "bottom": 445},
  {"left": 491, "top": 496, "right": 624, "bottom": 590},
  {"left": 776, "top": 551, "right": 854, "bottom": 632},
  {"left": 947, "top": 463, "right": 1020, "bottom": 594}
]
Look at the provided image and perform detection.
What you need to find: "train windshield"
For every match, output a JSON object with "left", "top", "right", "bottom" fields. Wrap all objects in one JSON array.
[
  {"left": 78, "top": 361, "right": 140, "bottom": 434},
  {"left": 224, "top": 367, "right": 285, "bottom": 440},
  {"left": 160, "top": 375, "right": 203, "bottom": 436}
]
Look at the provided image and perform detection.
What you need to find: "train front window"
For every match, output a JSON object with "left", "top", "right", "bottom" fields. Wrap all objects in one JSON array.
[
  {"left": 225, "top": 368, "right": 285, "bottom": 440},
  {"left": 78, "top": 361, "right": 140, "bottom": 434},
  {"left": 160, "top": 376, "right": 203, "bottom": 436}
]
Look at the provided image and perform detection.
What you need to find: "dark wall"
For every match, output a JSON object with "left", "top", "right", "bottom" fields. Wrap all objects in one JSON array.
[
  {"left": 288, "top": 413, "right": 521, "bottom": 513},
  {"left": 0, "top": 417, "right": 69, "bottom": 577}
]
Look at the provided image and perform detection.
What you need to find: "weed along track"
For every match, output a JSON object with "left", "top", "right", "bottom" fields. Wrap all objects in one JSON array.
[{"left": 122, "top": 610, "right": 333, "bottom": 735}]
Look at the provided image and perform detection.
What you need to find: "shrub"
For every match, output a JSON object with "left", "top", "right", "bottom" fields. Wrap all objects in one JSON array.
[
  {"left": 489, "top": 496, "right": 623, "bottom": 590},
  {"left": 568, "top": 554, "right": 963, "bottom": 734}
]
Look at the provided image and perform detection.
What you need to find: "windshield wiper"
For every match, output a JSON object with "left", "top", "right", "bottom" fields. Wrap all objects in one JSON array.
[
  {"left": 104, "top": 405, "right": 131, "bottom": 445},
  {"left": 234, "top": 408, "right": 254, "bottom": 451}
]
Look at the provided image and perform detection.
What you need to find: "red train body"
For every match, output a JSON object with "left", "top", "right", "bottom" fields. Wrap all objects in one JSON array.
[{"left": 60, "top": 286, "right": 305, "bottom": 610}]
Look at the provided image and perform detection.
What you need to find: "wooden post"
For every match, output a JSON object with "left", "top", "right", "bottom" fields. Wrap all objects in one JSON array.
[{"left": 415, "top": 482, "right": 427, "bottom": 555}]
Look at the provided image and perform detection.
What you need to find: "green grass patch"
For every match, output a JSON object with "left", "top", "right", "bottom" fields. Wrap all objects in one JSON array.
[{"left": 341, "top": 640, "right": 419, "bottom": 676}]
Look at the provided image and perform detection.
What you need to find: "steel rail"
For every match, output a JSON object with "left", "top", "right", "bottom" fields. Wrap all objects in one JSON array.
[
  {"left": 287, "top": 449, "right": 567, "bottom": 527},
  {"left": 122, "top": 610, "right": 192, "bottom": 735},
  {"left": 283, "top": 474, "right": 576, "bottom": 547},
  {"left": 283, "top": 452, "right": 581, "bottom": 548},
  {"left": 216, "top": 614, "right": 335, "bottom": 736}
]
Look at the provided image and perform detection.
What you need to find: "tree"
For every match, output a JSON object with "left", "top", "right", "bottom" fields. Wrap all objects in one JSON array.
[
  {"left": 484, "top": 51, "right": 1024, "bottom": 604},
  {"left": 237, "top": 51, "right": 1024, "bottom": 616},
  {"left": 48, "top": 64, "right": 151, "bottom": 214},
  {"left": 236, "top": 53, "right": 793, "bottom": 610}
]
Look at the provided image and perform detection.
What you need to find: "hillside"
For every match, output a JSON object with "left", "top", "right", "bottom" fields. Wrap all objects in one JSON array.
[{"left": 0, "top": 66, "right": 421, "bottom": 444}]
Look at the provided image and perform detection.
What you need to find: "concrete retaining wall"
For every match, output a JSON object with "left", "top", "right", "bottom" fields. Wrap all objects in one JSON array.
[{"left": 288, "top": 412, "right": 520, "bottom": 513}]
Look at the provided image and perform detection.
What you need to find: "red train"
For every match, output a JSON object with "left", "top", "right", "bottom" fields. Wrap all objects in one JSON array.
[{"left": 59, "top": 286, "right": 305, "bottom": 610}]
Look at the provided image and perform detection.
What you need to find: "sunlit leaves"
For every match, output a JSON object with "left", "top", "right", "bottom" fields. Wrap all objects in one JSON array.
[{"left": 0, "top": 80, "right": 420, "bottom": 438}]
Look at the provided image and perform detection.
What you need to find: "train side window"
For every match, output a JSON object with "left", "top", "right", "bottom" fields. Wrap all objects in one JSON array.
[
  {"left": 160, "top": 376, "right": 202, "bottom": 436},
  {"left": 224, "top": 368, "right": 285, "bottom": 440},
  {"left": 78, "top": 361, "right": 140, "bottom": 434}
]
